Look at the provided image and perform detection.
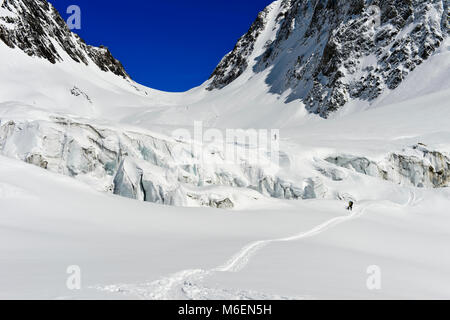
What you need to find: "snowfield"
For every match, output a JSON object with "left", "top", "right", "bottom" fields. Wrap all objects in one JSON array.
[
  {"left": 1, "top": 153, "right": 450, "bottom": 299},
  {"left": 0, "top": 0, "right": 449, "bottom": 300},
  {"left": 1, "top": 76, "right": 450, "bottom": 298}
]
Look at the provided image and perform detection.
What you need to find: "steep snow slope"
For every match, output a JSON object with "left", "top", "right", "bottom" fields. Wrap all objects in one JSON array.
[
  {"left": 1, "top": 0, "right": 448, "bottom": 128},
  {"left": 0, "top": 39, "right": 178, "bottom": 120},
  {"left": 207, "top": 0, "right": 449, "bottom": 117}
]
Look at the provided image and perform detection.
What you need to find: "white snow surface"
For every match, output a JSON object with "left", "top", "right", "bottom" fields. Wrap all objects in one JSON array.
[
  {"left": 1, "top": 153, "right": 450, "bottom": 299},
  {"left": 0, "top": 4, "right": 450, "bottom": 299}
]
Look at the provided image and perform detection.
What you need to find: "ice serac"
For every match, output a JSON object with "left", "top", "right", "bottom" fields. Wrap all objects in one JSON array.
[
  {"left": 0, "top": 0, "right": 129, "bottom": 78},
  {"left": 325, "top": 144, "right": 450, "bottom": 188},
  {"left": 0, "top": 118, "right": 332, "bottom": 208},
  {"left": 207, "top": 0, "right": 448, "bottom": 117}
]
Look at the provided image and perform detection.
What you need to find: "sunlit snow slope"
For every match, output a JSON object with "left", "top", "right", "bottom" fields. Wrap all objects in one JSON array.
[{"left": 0, "top": 0, "right": 449, "bottom": 300}]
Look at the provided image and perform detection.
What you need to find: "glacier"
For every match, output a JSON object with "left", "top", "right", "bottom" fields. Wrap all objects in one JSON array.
[{"left": 0, "top": 0, "right": 449, "bottom": 300}]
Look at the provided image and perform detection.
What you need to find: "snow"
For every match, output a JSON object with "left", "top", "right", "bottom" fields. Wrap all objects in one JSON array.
[
  {"left": 1, "top": 0, "right": 450, "bottom": 300},
  {"left": 1, "top": 71, "right": 450, "bottom": 298},
  {"left": 1, "top": 154, "right": 449, "bottom": 299}
]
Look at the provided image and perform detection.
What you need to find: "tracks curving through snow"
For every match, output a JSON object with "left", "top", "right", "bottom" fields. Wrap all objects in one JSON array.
[
  {"left": 214, "top": 204, "right": 367, "bottom": 273},
  {"left": 97, "top": 201, "right": 374, "bottom": 299}
]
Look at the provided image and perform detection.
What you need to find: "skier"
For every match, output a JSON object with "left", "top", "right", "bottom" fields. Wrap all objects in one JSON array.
[{"left": 347, "top": 201, "right": 354, "bottom": 211}]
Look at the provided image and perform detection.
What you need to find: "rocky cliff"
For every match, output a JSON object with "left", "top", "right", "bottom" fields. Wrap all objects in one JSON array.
[
  {"left": 0, "top": 0, "right": 129, "bottom": 78},
  {"left": 208, "top": 0, "right": 448, "bottom": 117}
]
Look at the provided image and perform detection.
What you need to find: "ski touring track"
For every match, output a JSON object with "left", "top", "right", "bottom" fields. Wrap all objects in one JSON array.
[{"left": 96, "top": 192, "right": 417, "bottom": 300}]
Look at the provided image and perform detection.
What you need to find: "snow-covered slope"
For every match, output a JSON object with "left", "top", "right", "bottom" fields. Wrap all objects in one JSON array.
[
  {"left": 1, "top": 154, "right": 450, "bottom": 299},
  {"left": 0, "top": 0, "right": 128, "bottom": 77},
  {"left": 0, "top": 0, "right": 449, "bottom": 209},
  {"left": 1, "top": 0, "right": 448, "bottom": 127},
  {"left": 207, "top": 0, "right": 449, "bottom": 117},
  {"left": 0, "top": 0, "right": 450, "bottom": 300}
]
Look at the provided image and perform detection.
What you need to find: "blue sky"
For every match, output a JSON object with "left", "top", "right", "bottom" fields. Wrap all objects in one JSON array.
[{"left": 52, "top": 0, "right": 274, "bottom": 92}]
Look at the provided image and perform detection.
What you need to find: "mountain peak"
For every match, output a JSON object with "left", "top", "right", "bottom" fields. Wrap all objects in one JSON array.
[
  {"left": 0, "top": 0, "right": 129, "bottom": 78},
  {"left": 207, "top": 0, "right": 448, "bottom": 117}
]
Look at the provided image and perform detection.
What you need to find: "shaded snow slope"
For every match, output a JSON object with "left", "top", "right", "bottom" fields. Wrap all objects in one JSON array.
[{"left": 208, "top": 0, "right": 449, "bottom": 117}]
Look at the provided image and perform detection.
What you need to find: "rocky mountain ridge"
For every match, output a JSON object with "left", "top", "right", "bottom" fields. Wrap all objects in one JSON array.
[
  {"left": 208, "top": 0, "right": 448, "bottom": 117},
  {"left": 0, "top": 0, "right": 129, "bottom": 78}
]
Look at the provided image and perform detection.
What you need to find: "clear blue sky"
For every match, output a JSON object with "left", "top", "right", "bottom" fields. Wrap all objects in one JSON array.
[{"left": 52, "top": 0, "right": 274, "bottom": 92}]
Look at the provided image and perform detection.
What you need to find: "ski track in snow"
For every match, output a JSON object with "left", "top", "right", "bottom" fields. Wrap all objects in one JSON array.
[
  {"left": 95, "top": 198, "right": 388, "bottom": 300},
  {"left": 214, "top": 203, "right": 368, "bottom": 274}
]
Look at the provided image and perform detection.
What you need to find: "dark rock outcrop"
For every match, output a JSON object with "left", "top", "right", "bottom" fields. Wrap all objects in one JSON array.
[
  {"left": 206, "top": 5, "right": 273, "bottom": 90},
  {"left": 207, "top": 0, "right": 448, "bottom": 117},
  {"left": 0, "top": 0, "right": 129, "bottom": 78}
]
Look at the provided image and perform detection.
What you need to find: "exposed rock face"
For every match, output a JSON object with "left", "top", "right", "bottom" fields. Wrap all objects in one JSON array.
[
  {"left": 208, "top": 0, "right": 448, "bottom": 117},
  {"left": 0, "top": 0, "right": 129, "bottom": 78},
  {"left": 206, "top": 5, "right": 275, "bottom": 90},
  {"left": 325, "top": 145, "right": 450, "bottom": 188},
  {"left": 1, "top": 0, "right": 448, "bottom": 210},
  {"left": 210, "top": 198, "right": 234, "bottom": 209},
  {"left": 70, "top": 86, "right": 92, "bottom": 103}
]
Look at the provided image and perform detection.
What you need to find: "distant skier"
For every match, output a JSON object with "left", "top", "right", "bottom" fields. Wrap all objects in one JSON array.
[{"left": 347, "top": 201, "right": 354, "bottom": 211}]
